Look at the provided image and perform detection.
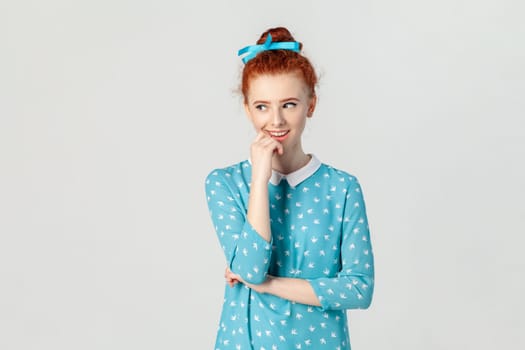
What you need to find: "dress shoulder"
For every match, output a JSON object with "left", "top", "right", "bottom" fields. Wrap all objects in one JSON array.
[
  {"left": 204, "top": 160, "right": 250, "bottom": 186},
  {"left": 319, "top": 162, "right": 362, "bottom": 185}
]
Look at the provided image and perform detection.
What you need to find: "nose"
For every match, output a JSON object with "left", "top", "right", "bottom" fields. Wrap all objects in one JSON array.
[{"left": 271, "top": 108, "right": 285, "bottom": 126}]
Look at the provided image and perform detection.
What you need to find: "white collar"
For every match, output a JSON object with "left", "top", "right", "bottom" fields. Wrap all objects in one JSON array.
[{"left": 266, "top": 154, "right": 321, "bottom": 187}]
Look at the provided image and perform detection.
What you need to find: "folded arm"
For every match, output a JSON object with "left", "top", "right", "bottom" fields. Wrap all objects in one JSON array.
[{"left": 205, "top": 170, "right": 272, "bottom": 284}]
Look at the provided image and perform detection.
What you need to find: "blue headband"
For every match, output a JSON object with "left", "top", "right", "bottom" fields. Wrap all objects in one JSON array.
[{"left": 237, "top": 34, "right": 301, "bottom": 64}]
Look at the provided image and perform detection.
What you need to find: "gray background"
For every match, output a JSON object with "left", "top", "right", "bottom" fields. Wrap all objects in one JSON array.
[{"left": 1, "top": 0, "right": 524, "bottom": 349}]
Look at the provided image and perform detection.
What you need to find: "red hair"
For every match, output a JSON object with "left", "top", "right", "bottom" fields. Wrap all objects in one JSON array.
[{"left": 240, "top": 27, "right": 318, "bottom": 103}]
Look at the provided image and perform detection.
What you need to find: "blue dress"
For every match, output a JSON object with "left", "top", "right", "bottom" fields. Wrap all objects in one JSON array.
[{"left": 205, "top": 155, "right": 374, "bottom": 350}]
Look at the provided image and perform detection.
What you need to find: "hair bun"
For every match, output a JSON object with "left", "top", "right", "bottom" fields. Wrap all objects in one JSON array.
[
  {"left": 241, "top": 26, "right": 316, "bottom": 102},
  {"left": 257, "top": 27, "right": 303, "bottom": 50}
]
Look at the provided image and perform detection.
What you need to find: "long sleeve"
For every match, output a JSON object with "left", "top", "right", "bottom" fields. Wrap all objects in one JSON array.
[
  {"left": 205, "top": 169, "right": 272, "bottom": 284},
  {"left": 308, "top": 179, "right": 375, "bottom": 311}
]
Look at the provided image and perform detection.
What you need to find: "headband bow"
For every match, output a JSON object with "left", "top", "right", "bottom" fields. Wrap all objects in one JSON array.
[{"left": 237, "top": 34, "right": 301, "bottom": 64}]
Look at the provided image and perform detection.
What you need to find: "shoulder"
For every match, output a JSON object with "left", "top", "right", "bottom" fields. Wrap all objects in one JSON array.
[
  {"left": 318, "top": 163, "right": 369, "bottom": 211},
  {"left": 314, "top": 162, "right": 367, "bottom": 199},
  {"left": 204, "top": 159, "right": 250, "bottom": 186},
  {"left": 317, "top": 162, "right": 361, "bottom": 186}
]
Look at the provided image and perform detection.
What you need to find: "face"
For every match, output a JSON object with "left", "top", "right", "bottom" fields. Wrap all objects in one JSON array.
[{"left": 244, "top": 72, "right": 316, "bottom": 154}]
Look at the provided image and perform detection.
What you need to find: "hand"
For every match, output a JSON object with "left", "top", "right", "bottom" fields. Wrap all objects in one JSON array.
[
  {"left": 224, "top": 267, "right": 240, "bottom": 288},
  {"left": 224, "top": 267, "right": 272, "bottom": 294},
  {"left": 250, "top": 131, "right": 283, "bottom": 184}
]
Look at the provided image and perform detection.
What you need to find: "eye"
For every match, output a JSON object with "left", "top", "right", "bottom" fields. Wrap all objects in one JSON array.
[
  {"left": 255, "top": 104, "right": 267, "bottom": 111},
  {"left": 283, "top": 102, "right": 297, "bottom": 109}
]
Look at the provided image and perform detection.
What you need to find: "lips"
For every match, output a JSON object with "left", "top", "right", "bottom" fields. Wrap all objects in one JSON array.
[
  {"left": 267, "top": 130, "right": 289, "bottom": 138},
  {"left": 267, "top": 130, "right": 290, "bottom": 142}
]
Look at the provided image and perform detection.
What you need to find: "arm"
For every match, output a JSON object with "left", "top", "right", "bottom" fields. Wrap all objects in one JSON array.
[
  {"left": 225, "top": 268, "right": 321, "bottom": 306},
  {"left": 205, "top": 170, "right": 272, "bottom": 284},
  {"left": 206, "top": 132, "right": 283, "bottom": 284},
  {"left": 246, "top": 131, "right": 284, "bottom": 242},
  {"left": 225, "top": 178, "right": 375, "bottom": 309},
  {"left": 308, "top": 179, "right": 375, "bottom": 310},
  {"left": 225, "top": 178, "right": 374, "bottom": 309},
  {"left": 246, "top": 178, "right": 272, "bottom": 242}
]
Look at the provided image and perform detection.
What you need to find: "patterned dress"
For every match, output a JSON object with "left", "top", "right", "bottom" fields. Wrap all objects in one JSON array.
[{"left": 205, "top": 155, "right": 374, "bottom": 350}]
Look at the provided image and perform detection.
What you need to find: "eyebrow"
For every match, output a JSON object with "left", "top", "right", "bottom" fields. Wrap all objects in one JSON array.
[{"left": 252, "top": 97, "right": 301, "bottom": 105}]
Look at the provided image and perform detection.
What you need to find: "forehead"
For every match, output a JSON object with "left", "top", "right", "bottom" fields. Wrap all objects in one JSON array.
[{"left": 247, "top": 72, "right": 309, "bottom": 101}]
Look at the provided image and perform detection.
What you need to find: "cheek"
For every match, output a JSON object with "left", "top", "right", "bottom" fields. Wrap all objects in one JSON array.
[
  {"left": 290, "top": 110, "right": 309, "bottom": 126},
  {"left": 249, "top": 114, "right": 265, "bottom": 130}
]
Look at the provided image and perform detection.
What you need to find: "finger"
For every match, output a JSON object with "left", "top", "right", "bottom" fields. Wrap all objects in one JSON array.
[
  {"left": 226, "top": 275, "right": 240, "bottom": 287},
  {"left": 230, "top": 279, "right": 239, "bottom": 287},
  {"left": 275, "top": 143, "right": 284, "bottom": 155},
  {"left": 254, "top": 134, "right": 274, "bottom": 146},
  {"left": 258, "top": 136, "right": 281, "bottom": 151},
  {"left": 225, "top": 268, "right": 240, "bottom": 281},
  {"left": 265, "top": 139, "right": 283, "bottom": 155},
  {"left": 253, "top": 131, "right": 268, "bottom": 143}
]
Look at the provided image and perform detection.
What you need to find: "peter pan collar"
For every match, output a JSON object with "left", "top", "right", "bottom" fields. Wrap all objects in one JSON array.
[{"left": 268, "top": 154, "right": 321, "bottom": 187}]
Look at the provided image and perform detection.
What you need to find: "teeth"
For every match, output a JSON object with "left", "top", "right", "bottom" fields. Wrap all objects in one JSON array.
[{"left": 269, "top": 131, "right": 287, "bottom": 137}]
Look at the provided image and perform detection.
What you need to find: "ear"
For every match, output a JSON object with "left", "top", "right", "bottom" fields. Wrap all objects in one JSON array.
[
  {"left": 307, "top": 94, "right": 317, "bottom": 118},
  {"left": 244, "top": 102, "right": 253, "bottom": 121}
]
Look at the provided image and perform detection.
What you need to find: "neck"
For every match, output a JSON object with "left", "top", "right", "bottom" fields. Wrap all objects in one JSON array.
[{"left": 272, "top": 150, "right": 311, "bottom": 175}]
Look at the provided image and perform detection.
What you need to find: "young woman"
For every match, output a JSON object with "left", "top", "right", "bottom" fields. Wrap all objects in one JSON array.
[{"left": 205, "top": 26, "right": 374, "bottom": 350}]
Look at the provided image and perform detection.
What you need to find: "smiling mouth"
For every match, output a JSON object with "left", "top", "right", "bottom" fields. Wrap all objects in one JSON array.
[{"left": 267, "top": 130, "right": 289, "bottom": 138}]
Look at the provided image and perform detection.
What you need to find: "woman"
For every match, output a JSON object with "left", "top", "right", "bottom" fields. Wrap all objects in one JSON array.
[{"left": 205, "top": 26, "right": 374, "bottom": 349}]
